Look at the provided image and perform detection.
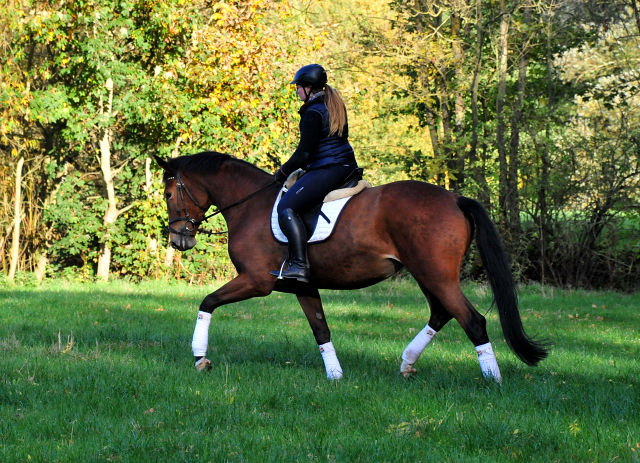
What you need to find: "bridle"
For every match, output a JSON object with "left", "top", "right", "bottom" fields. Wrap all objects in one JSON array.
[{"left": 165, "top": 171, "right": 276, "bottom": 237}]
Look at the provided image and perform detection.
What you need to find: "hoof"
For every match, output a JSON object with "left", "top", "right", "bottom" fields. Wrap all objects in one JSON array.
[
  {"left": 195, "top": 357, "right": 212, "bottom": 372},
  {"left": 400, "top": 359, "right": 417, "bottom": 378},
  {"left": 483, "top": 372, "right": 502, "bottom": 384},
  {"left": 326, "top": 368, "right": 343, "bottom": 381}
]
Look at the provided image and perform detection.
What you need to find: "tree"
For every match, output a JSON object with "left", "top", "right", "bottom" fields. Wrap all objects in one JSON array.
[{"left": 1, "top": 0, "right": 315, "bottom": 280}]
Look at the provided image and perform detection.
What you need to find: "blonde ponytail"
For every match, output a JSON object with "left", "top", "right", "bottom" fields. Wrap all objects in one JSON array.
[{"left": 324, "top": 85, "right": 347, "bottom": 137}]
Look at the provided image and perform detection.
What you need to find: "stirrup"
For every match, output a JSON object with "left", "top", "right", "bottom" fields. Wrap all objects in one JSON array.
[
  {"left": 280, "top": 262, "right": 310, "bottom": 282},
  {"left": 270, "top": 259, "right": 309, "bottom": 283},
  {"left": 269, "top": 259, "right": 288, "bottom": 279}
]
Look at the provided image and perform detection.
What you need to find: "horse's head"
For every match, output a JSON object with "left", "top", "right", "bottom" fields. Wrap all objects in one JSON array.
[{"left": 155, "top": 155, "right": 210, "bottom": 251}]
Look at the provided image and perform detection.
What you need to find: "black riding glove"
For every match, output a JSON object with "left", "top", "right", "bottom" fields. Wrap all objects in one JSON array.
[{"left": 274, "top": 167, "right": 288, "bottom": 184}]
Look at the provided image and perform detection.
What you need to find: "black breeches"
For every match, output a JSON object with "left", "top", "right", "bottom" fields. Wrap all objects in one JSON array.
[{"left": 277, "top": 164, "right": 357, "bottom": 215}]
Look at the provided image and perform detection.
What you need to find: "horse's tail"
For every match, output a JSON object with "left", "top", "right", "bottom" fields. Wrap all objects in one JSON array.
[{"left": 456, "top": 196, "right": 550, "bottom": 366}]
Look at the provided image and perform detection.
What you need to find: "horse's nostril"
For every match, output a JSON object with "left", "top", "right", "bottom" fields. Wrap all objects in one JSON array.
[{"left": 170, "top": 241, "right": 179, "bottom": 250}]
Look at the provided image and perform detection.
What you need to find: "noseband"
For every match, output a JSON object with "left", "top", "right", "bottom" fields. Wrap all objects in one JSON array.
[{"left": 165, "top": 171, "right": 275, "bottom": 237}]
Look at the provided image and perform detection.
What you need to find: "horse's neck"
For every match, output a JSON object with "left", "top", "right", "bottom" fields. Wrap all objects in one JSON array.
[{"left": 207, "top": 161, "right": 271, "bottom": 211}]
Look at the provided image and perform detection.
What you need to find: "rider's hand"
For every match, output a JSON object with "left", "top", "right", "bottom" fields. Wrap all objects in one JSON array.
[{"left": 274, "top": 167, "right": 288, "bottom": 184}]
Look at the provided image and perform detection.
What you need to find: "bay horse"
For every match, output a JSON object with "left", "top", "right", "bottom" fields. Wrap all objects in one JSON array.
[{"left": 155, "top": 151, "right": 549, "bottom": 382}]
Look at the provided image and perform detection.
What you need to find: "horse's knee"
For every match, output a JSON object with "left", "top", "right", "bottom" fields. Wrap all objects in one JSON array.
[{"left": 198, "top": 277, "right": 273, "bottom": 313}]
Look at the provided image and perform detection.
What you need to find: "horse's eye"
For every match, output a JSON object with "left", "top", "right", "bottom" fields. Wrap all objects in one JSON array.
[{"left": 165, "top": 192, "right": 173, "bottom": 200}]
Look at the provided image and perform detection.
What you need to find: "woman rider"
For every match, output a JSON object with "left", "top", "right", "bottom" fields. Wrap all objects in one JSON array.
[{"left": 270, "top": 64, "right": 359, "bottom": 283}]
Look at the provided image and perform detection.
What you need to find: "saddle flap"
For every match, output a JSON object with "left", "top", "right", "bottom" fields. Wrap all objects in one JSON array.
[
  {"left": 284, "top": 167, "right": 363, "bottom": 191},
  {"left": 271, "top": 194, "right": 353, "bottom": 245}
]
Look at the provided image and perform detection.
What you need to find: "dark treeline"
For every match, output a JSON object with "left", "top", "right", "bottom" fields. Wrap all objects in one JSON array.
[
  {"left": 1, "top": 0, "right": 639, "bottom": 290},
  {"left": 313, "top": 0, "right": 640, "bottom": 290}
]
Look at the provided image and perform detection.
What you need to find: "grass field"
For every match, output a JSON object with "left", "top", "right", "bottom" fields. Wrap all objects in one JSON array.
[{"left": 0, "top": 278, "right": 638, "bottom": 462}]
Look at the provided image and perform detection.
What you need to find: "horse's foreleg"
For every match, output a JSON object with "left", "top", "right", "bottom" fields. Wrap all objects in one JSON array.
[
  {"left": 192, "top": 274, "right": 272, "bottom": 370},
  {"left": 296, "top": 288, "right": 342, "bottom": 381},
  {"left": 400, "top": 286, "right": 453, "bottom": 377}
]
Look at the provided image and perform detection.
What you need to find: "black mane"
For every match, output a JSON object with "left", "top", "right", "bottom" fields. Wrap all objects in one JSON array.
[{"left": 163, "top": 151, "right": 266, "bottom": 180}]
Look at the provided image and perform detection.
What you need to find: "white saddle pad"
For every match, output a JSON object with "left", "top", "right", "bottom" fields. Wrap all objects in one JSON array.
[{"left": 271, "top": 189, "right": 353, "bottom": 244}]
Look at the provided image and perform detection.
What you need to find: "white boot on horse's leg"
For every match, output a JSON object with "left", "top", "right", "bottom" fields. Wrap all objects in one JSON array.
[
  {"left": 400, "top": 324, "right": 437, "bottom": 377},
  {"left": 192, "top": 311, "right": 212, "bottom": 371},
  {"left": 476, "top": 342, "right": 502, "bottom": 383},
  {"left": 319, "top": 341, "right": 343, "bottom": 380}
]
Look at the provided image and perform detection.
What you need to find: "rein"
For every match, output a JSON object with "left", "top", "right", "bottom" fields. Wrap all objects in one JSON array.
[{"left": 166, "top": 171, "right": 276, "bottom": 236}]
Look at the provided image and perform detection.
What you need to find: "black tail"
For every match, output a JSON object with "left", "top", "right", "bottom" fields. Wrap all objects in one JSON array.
[{"left": 457, "top": 196, "right": 551, "bottom": 366}]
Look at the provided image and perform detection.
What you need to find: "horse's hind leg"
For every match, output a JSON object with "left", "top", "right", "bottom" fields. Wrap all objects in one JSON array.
[
  {"left": 296, "top": 287, "right": 342, "bottom": 380},
  {"left": 429, "top": 284, "right": 502, "bottom": 382},
  {"left": 400, "top": 285, "right": 453, "bottom": 377}
]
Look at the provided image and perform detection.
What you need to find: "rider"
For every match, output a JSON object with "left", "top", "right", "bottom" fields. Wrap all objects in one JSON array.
[{"left": 270, "top": 64, "right": 359, "bottom": 283}]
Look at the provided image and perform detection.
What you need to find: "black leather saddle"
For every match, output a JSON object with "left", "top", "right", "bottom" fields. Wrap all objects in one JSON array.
[{"left": 297, "top": 168, "right": 364, "bottom": 239}]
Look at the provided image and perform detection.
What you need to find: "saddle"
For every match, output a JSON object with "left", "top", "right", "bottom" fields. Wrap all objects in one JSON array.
[
  {"left": 283, "top": 167, "right": 364, "bottom": 195},
  {"left": 273, "top": 168, "right": 371, "bottom": 243}
]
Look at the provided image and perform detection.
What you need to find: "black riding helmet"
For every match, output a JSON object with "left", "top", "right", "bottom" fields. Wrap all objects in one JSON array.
[{"left": 290, "top": 64, "right": 327, "bottom": 91}]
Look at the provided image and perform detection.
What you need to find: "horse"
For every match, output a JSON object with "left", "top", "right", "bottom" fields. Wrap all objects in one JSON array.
[{"left": 155, "top": 151, "right": 549, "bottom": 382}]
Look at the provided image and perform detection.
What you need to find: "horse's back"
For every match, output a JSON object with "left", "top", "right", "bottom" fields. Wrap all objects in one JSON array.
[
  {"left": 346, "top": 180, "right": 465, "bottom": 231},
  {"left": 304, "top": 180, "right": 470, "bottom": 287}
]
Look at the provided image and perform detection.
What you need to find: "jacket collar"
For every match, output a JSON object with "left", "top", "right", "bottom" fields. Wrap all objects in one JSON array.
[{"left": 299, "top": 94, "right": 325, "bottom": 116}]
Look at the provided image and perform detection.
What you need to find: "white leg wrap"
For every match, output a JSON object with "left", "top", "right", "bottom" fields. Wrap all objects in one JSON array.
[
  {"left": 476, "top": 342, "right": 502, "bottom": 383},
  {"left": 402, "top": 324, "right": 437, "bottom": 363},
  {"left": 192, "top": 311, "right": 212, "bottom": 358},
  {"left": 400, "top": 324, "right": 437, "bottom": 376},
  {"left": 319, "top": 341, "right": 343, "bottom": 380}
]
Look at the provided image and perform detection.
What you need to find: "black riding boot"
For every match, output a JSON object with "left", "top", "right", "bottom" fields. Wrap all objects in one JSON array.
[{"left": 270, "top": 208, "right": 310, "bottom": 283}]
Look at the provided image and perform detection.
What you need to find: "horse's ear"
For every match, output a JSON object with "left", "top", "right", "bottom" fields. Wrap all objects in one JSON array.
[{"left": 154, "top": 155, "right": 172, "bottom": 173}]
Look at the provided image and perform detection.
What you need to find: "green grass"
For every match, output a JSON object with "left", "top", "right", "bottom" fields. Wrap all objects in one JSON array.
[{"left": 0, "top": 278, "right": 638, "bottom": 462}]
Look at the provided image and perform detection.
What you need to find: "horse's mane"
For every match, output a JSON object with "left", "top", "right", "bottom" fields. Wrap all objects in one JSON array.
[{"left": 164, "top": 151, "right": 267, "bottom": 180}]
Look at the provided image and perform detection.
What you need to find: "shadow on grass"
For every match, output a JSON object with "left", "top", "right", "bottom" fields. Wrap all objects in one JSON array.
[{"left": 1, "top": 284, "right": 638, "bottom": 383}]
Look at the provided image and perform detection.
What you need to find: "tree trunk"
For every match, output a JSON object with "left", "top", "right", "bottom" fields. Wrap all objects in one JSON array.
[
  {"left": 34, "top": 254, "right": 48, "bottom": 281},
  {"left": 451, "top": 13, "right": 465, "bottom": 191},
  {"left": 96, "top": 78, "right": 133, "bottom": 280},
  {"left": 480, "top": 96, "right": 491, "bottom": 207},
  {"left": 9, "top": 157, "right": 24, "bottom": 281},
  {"left": 96, "top": 79, "right": 116, "bottom": 281},
  {"left": 540, "top": 19, "right": 555, "bottom": 285},
  {"left": 469, "top": 0, "right": 490, "bottom": 204},
  {"left": 0, "top": 223, "right": 14, "bottom": 274},
  {"left": 164, "top": 136, "right": 183, "bottom": 267},
  {"left": 426, "top": 7, "right": 451, "bottom": 188},
  {"left": 145, "top": 157, "right": 159, "bottom": 258},
  {"left": 506, "top": 0, "right": 531, "bottom": 238},
  {"left": 413, "top": 0, "right": 441, "bottom": 183},
  {"left": 496, "top": 0, "right": 510, "bottom": 228},
  {"left": 439, "top": 84, "right": 453, "bottom": 189},
  {"left": 424, "top": 107, "right": 441, "bottom": 169},
  {"left": 632, "top": 0, "right": 640, "bottom": 36},
  {"left": 145, "top": 157, "right": 153, "bottom": 192}
]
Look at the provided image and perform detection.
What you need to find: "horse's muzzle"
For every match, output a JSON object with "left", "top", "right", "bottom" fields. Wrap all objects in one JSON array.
[{"left": 170, "top": 234, "right": 197, "bottom": 251}]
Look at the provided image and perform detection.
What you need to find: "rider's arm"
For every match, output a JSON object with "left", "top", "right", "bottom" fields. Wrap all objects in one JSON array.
[{"left": 280, "top": 110, "right": 323, "bottom": 175}]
